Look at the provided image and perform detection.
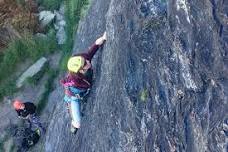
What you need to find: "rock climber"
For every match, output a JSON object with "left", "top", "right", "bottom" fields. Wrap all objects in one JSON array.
[{"left": 60, "top": 32, "right": 107, "bottom": 133}]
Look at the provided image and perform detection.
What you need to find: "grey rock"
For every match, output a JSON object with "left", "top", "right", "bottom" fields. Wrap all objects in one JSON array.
[
  {"left": 39, "top": 11, "right": 55, "bottom": 27},
  {"left": 54, "top": 20, "right": 66, "bottom": 30},
  {"left": 56, "top": 26, "right": 66, "bottom": 45},
  {"left": 54, "top": 4, "right": 66, "bottom": 44},
  {"left": 16, "top": 57, "right": 48, "bottom": 88},
  {"left": 54, "top": 11, "right": 65, "bottom": 23},
  {"left": 59, "top": 3, "right": 65, "bottom": 16},
  {"left": 58, "top": 20, "right": 66, "bottom": 27},
  {"left": 44, "top": 0, "right": 228, "bottom": 152}
]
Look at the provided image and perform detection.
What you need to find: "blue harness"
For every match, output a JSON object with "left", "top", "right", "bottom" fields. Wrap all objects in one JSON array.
[{"left": 64, "top": 87, "right": 89, "bottom": 103}]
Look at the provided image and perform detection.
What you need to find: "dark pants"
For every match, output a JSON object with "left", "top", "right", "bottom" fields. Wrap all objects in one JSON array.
[{"left": 27, "top": 114, "right": 45, "bottom": 135}]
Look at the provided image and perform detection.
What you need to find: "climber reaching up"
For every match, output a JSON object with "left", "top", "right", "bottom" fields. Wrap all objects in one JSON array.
[{"left": 60, "top": 32, "right": 107, "bottom": 134}]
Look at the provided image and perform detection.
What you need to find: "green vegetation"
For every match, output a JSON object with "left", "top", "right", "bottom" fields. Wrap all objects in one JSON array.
[
  {"left": 140, "top": 89, "right": 149, "bottom": 102},
  {"left": 144, "top": 16, "right": 165, "bottom": 30},
  {"left": 0, "top": 0, "right": 90, "bottom": 102},
  {"left": 36, "top": 0, "right": 90, "bottom": 113},
  {"left": 36, "top": 0, "right": 91, "bottom": 113},
  {"left": 38, "top": 0, "right": 63, "bottom": 10},
  {"left": 0, "top": 80, "right": 17, "bottom": 101},
  {"left": 61, "top": 0, "right": 90, "bottom": 70},
  {"left": 36, "top": 0, "right": 91, "bottom": 71},
  {"left": 0, "top": 29, "right": 57, "bottom": 100},
  {"left": 0, "top": 30, "right": 56, "bottom": 81},
  {"left": 15, "top": 0, "right": 26, "bottom": 6}
]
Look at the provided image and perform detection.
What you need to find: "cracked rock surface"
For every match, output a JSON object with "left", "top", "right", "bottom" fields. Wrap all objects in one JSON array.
[{"left": 45, "top": 0, "right": 227, "bottom": 151}]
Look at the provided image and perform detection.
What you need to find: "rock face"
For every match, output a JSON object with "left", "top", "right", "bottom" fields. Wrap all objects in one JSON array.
[
  {"left": 16, "top": 57, "right": 48, "bottom": 88},
  {"left": 45, "top": 0, "right": 227, "bottom": 152}
]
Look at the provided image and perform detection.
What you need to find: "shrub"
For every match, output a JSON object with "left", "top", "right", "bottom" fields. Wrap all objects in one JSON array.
[
  {"left": 38, "top": 0, "right": 62, "bottom": 10},
  {"left": 0, "top": 29, "right": 57, "bottom": 101}
]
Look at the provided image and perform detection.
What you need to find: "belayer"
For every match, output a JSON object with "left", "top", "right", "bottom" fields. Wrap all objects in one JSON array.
[
  {"left": 12, "top": 99, "right": 45, "bottom": 151},
  {"left": 12, "top": 99, "right": 45, "bottom": 134},
  {"left": 60, "top": 32, "right": 107, "bottom": 133}
]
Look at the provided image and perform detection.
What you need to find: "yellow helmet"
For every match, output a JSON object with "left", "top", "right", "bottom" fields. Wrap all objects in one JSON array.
[{"left": 67, "top": 56, "right": 85, "bottom": 73}]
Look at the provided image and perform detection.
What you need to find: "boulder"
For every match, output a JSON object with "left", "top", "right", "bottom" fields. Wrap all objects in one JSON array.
[
  {"left": 39, "top": 11, "right": 55, "bottom": 27},
  {"left": 16, "top": 57, "right": 48, "bottom": 88}
]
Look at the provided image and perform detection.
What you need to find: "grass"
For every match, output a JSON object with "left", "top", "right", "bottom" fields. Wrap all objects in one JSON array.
[
  {"left": 60, "top": 0, "right": 90, "bottom": 71},
  {"left": 36, "top": 0, "right": 91, "bottom": 72},
  {"left": 38, "top": 0, "right": 63, "bottom": 11},
  {"left": 0, "top": 80, "right": 17, "bottom": 101},
  {"left": 0, "top": 29, "right": 56, "bottom": 81},
  {"left": 0, "top": 29, "right": 57, "bottom": 101},
  {"left": 37, "top": 69, "right": 58, "bottom": 114}
]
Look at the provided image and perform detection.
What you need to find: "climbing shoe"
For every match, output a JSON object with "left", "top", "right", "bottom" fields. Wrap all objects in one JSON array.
[{"left": 70, "top": 125, "right": 78, "bottom": 134}]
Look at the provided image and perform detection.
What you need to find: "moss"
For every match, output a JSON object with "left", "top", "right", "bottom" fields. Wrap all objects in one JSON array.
[
  {"left": 140, "top": 89, "right": 149, "bottom": 102},
  {"left": 144, "top": 16, "right": 165, "bottom": 30},
  {"left": 38, "top": 0, "right": 62, "bottom": 11}
]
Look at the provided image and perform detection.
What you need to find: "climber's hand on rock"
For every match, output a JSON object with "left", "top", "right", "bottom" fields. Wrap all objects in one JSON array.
[
  {"left": 102, "top": 31, "right": 107, "bottom": 41},
  {"left": 95, "top": 31, "right": 107, "bottom": 45}
]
